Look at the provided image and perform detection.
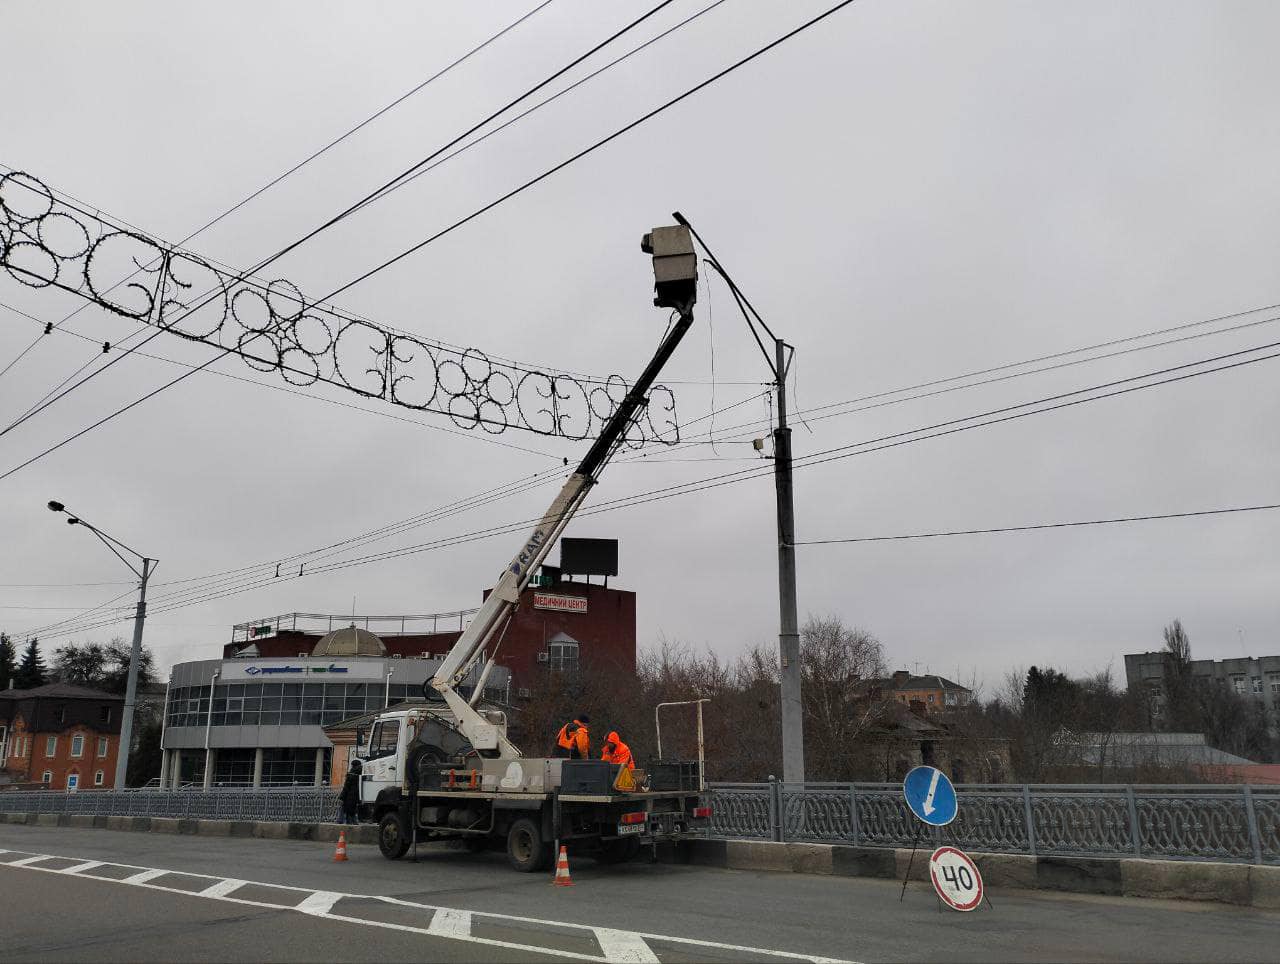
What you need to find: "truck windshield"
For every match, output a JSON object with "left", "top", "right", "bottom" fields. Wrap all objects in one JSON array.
[{"left": 368, "top": 720, "right": 400, "bottom": 760}]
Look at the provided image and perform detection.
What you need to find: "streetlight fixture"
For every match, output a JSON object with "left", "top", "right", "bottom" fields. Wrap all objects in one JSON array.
[{"left": 47, "top": 500, "right": 156, "bottom": 790}]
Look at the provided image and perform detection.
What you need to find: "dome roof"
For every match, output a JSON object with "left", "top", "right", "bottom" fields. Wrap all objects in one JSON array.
[{"left": 312, "top": 624, "right": 386, "bottom": 657}]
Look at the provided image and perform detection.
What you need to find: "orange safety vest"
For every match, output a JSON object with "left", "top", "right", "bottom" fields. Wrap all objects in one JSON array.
[
  {"left": 556, "top": 720, "right": 590, "bottom": 757},
  {"left": 601, "top": 731, "right": 634, "bottom": 770}
]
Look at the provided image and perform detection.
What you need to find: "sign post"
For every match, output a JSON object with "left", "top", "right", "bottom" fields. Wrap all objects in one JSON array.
[{"left": 898, "top": 765, "right": 989, "bottom": 912}]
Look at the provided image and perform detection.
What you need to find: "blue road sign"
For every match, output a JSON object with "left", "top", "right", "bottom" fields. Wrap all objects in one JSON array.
[{"left": 903, "top": 765, "right": 957, "bottom": 826}]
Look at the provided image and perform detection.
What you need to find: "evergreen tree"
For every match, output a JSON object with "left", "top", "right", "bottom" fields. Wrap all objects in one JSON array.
[
  {"left": 0, "top": 633, "right": 15, "bottom": 690},
  {"left": 13, "top": 638, "right": 47, "bottom": 689}
]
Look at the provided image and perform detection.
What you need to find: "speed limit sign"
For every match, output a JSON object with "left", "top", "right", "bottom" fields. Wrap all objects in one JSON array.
[{"left": 929, "top": 846, "right": 984, "bottom": 911}]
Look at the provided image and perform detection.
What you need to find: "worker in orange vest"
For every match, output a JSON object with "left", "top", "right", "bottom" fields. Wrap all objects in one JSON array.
[
  {"left": 601, "top": 731, "right": 634, "bottom": 771},
  {"left": 554, "top": 714, "right": 591, "bottom": 759}
]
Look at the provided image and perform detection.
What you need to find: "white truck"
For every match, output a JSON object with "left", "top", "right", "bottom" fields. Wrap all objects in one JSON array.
[{"left": 350, "top": 223, "right": 713, "bottom": 871}]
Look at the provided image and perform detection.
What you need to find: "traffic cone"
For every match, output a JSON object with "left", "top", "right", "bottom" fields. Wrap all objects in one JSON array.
[
  {"left": 552, "top": 845, "right": 573, "bottom": 886},
  {"left": 333, "top": 830, "right": 349, "bottom": 862}
]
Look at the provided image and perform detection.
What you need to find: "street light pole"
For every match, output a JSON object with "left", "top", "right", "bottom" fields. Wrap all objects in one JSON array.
[
  {"left": 772, "top": 338, "right": 804, "bottom": 786},
  {"left": 671, "top": 214, "right": 806, "bottom": 784},
  {"left": 47, "top": 501, "right": 155, "bottom": 790},
  {"left": 118, "top": 557, "right": 153, "bottom": 791}
]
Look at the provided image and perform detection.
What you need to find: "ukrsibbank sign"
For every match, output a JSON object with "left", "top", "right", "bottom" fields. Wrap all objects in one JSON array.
[
  {"left": 532, "top": 593, "right": 588, "bottom": 614},
  {"left": 219, "top": 660, "right": 384, "bottom": 681}
]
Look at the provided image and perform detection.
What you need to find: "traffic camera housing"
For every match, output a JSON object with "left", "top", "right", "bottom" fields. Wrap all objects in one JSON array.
[{"left": 641, "top": 225, "right": 697, "bottom": 309}]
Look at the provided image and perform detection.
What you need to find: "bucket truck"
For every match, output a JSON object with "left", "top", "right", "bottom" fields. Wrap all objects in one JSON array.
[{"left": 352, "top": 223, "right": 712, "bottom": 870}]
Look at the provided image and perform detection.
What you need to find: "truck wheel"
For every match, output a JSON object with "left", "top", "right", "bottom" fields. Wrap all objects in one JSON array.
[
  {"left": 378, "top": 812, "right": 411, "bottom": 860},
  {"left": 596, "top": 837, "right": 642, "bottom": 864},
  {"left": 506, "top": 818, "right": 549, "bottom": 872}
]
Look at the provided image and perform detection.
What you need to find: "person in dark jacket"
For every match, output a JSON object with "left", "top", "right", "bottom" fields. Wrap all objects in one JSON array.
[{"left": 338, "top": 758, "right": 362, "bottom": 824}]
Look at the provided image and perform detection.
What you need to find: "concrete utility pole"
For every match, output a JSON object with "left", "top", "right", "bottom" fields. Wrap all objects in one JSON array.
[
  {"left": 672, "top": 214, "right": 806, "bottom": 784},
  {"left": 772, "top": 338, "right": 804, "bottom": 785},
  {"left": 47, "top": 501, "right": 155, "bottom": 789}
]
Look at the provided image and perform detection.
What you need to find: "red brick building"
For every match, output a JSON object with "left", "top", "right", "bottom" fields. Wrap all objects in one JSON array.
[
  {"left": 222, "top": 576, "right": 637, "bottom": 697},
  {"left": 0, "top": 683, "right": 124, "bottom": 790}
]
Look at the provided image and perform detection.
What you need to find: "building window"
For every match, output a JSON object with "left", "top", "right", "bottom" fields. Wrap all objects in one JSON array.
[
  {"left": 548, "top": 637, "right": 579, "bottom": 673},
  {"left": 1233, "top": 677, "right": 1247, "bottom": 695},
  {"left": 67, "top": 772, "right": 79, "bottom": 791},
  {"left": 944, "top": 692, "right": 957, "bottom": 706},
  {"left": 927, "top": 694, "right": 935, "bottom": 703},
  {"left": 71, "top": 734, "right": 85, "bottom": 758},
  {"left": 97, "top": 737, "right": 109, "bottom": 758},
  {"left": 94, "top": 770, "right": 104, "bottom": 786},
  {"left": 41, "top": 770, "right": 52, "bottom": 784},
  {"left": 99, "top": 706, "right": 111, "bottom": 725},
  {"left": 45, "top": 736, "right": 57, "bottom": 757},
  {"left": 1251, "top": 677, "right": 1263, "bottom": 696},
  {"left": 1270, "top": 676, "right": 1280, "bottom": 698}
]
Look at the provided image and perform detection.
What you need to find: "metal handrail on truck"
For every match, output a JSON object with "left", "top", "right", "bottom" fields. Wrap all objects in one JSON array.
[{"left": 655, "top": 699, "right": 710, "bottom": 792}]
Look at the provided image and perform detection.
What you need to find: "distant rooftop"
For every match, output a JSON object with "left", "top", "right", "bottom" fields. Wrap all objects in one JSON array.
[
  {"left": 231, "top": 610, "right": 478, "bottom": 643},
  {"left": 0, "top": 682, "right": 122, "bottom": 701}
]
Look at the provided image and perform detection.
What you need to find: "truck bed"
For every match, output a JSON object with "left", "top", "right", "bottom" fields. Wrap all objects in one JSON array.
[{"left": 413, "top": 788, "right": 698, "bottom": 803}]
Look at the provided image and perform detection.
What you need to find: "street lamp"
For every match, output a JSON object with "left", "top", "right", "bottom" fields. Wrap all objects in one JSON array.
[{"left": 48, "top": 500, "right": 156, "bottom": 790}]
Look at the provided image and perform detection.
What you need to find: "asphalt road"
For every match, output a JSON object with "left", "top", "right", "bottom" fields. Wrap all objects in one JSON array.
[{"left": 1, "top": 824, "right": 1277, "bottom": 963}]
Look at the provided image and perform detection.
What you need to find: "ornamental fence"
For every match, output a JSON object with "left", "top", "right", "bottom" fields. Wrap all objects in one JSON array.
[
  {"left": 706, "top": 781, "right": 1280, "bottom": 865},
  {"left": 1, "top": 782, "right": 1277, "bottom": 865},
  {"left": 0, "top": 787, "right": 338, "bottom": 823}
]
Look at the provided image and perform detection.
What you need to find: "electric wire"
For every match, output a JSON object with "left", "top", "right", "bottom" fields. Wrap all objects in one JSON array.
[
  {"left": 0, "top": 0, "right": 681, "bottom": 439},
  {"left": 315, "top": 0, "right": 864, "bottom": 305},
  {"left": 0, "top": 300, "right": 561, "bottom": 462},
  {"left": 790, "top": 502, "right": 1280, "bottom": 545},
  {"left": 39, "top": 335, "right": 1280, "bottom": 641},
  {"left": 23, "top": 337, "right": 1280, "bottom": 639},
  {"left": 0, "top": 0, "right": 556, "bottom": 383}
]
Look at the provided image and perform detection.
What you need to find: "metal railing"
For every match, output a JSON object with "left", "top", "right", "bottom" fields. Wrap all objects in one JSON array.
[
  {"left": 707, "top": 780, "right": 1280, "bottom": 865},
  {"left": 0, "top": 787, "right": 339, "bottom": 823},
  {"left": 3, "top": 781, "right": 1277, "bottom": 865}
]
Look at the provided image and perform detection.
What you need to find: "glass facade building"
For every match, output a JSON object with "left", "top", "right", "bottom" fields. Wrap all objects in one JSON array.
[{"left": 160, "top": 655, "right": 508, "bottom": 788}]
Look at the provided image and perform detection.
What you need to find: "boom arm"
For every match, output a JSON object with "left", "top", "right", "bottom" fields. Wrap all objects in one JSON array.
[{"left": 430, "top": 225, "right": 698, "bottom": 759}]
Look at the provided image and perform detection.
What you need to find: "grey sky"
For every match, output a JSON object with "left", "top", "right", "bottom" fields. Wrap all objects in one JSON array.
[{"left": 2, "top": 0, "right": 1277, "bottom": 694}]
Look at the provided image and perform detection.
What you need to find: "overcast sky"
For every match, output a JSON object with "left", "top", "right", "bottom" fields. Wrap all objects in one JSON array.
[{"left": 2, "top": 0, "right": 1277, "bottom": 694}]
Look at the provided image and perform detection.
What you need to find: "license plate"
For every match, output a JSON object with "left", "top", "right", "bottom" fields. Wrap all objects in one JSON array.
[{"left": 617, "top": 823, "right": 643, "bottom": 836}]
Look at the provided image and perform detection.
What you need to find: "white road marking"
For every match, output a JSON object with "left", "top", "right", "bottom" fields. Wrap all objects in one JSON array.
[
  {"left": 296, "top": 890, "right": 342, "bottom": 915},
  {"left": 0, "top": 846, "right": 854, "bottom": 963},
  {"left": 123, "top": 868, "right": 170, "bottom": 884},
  {"left": 199, "top": 878, "right": 246, "bottom": 898},
  {"left": 427, "top": 907, "right": 472, "bottom": 938},
  {"left": 60, "top": 860, "right": 105, "bottom": 874},
  {"left": 593, "top": 928, "right": 660, "bottom": 963}
]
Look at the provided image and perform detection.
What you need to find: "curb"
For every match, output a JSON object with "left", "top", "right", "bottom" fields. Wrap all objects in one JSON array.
[
  {"left": 677, "top": 839, "right": 1280, "bottom": 911},
  {"left": 0, "top": 811, "right": 379, "bottom": 847}
]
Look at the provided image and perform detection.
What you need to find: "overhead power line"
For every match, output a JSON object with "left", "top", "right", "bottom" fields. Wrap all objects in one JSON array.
[
  {"left": 0, "top": 0, "right": 681, "bottom": 441},
  {"left": 0, "top": 0, "right": 555, "bottom": 384},
  {"left": 28, "top": 334, "right": 1280, "bottom": 639},
  {"left": 658, "top": 299, "right": 1280, "bottom": 452},
  {"left": 791, "top": 502, "right": 1280, "bottom": 545},
  {"left": 41, "top": 335, "right": 1277, "bottom": 637},
  {"left": 0, "top": 0, "right": 864, "bottom": 482},
  {"left": 317, "top": 0, "right": 864, "bottom": 304}
]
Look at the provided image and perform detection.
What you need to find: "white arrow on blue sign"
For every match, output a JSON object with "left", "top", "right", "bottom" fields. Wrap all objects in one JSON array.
[{"left": 902, "top": 765, "right": 958, "bottom": 826}]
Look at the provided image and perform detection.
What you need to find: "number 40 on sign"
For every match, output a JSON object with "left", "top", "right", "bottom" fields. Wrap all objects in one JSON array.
[{"left": 929, "top": 846, "right": 985, "bottom": 912}]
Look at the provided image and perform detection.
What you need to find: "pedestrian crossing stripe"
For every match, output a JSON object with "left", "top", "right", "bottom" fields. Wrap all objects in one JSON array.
[{"left": 0, "top": 848, "right": 851, "bottom": 963}]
